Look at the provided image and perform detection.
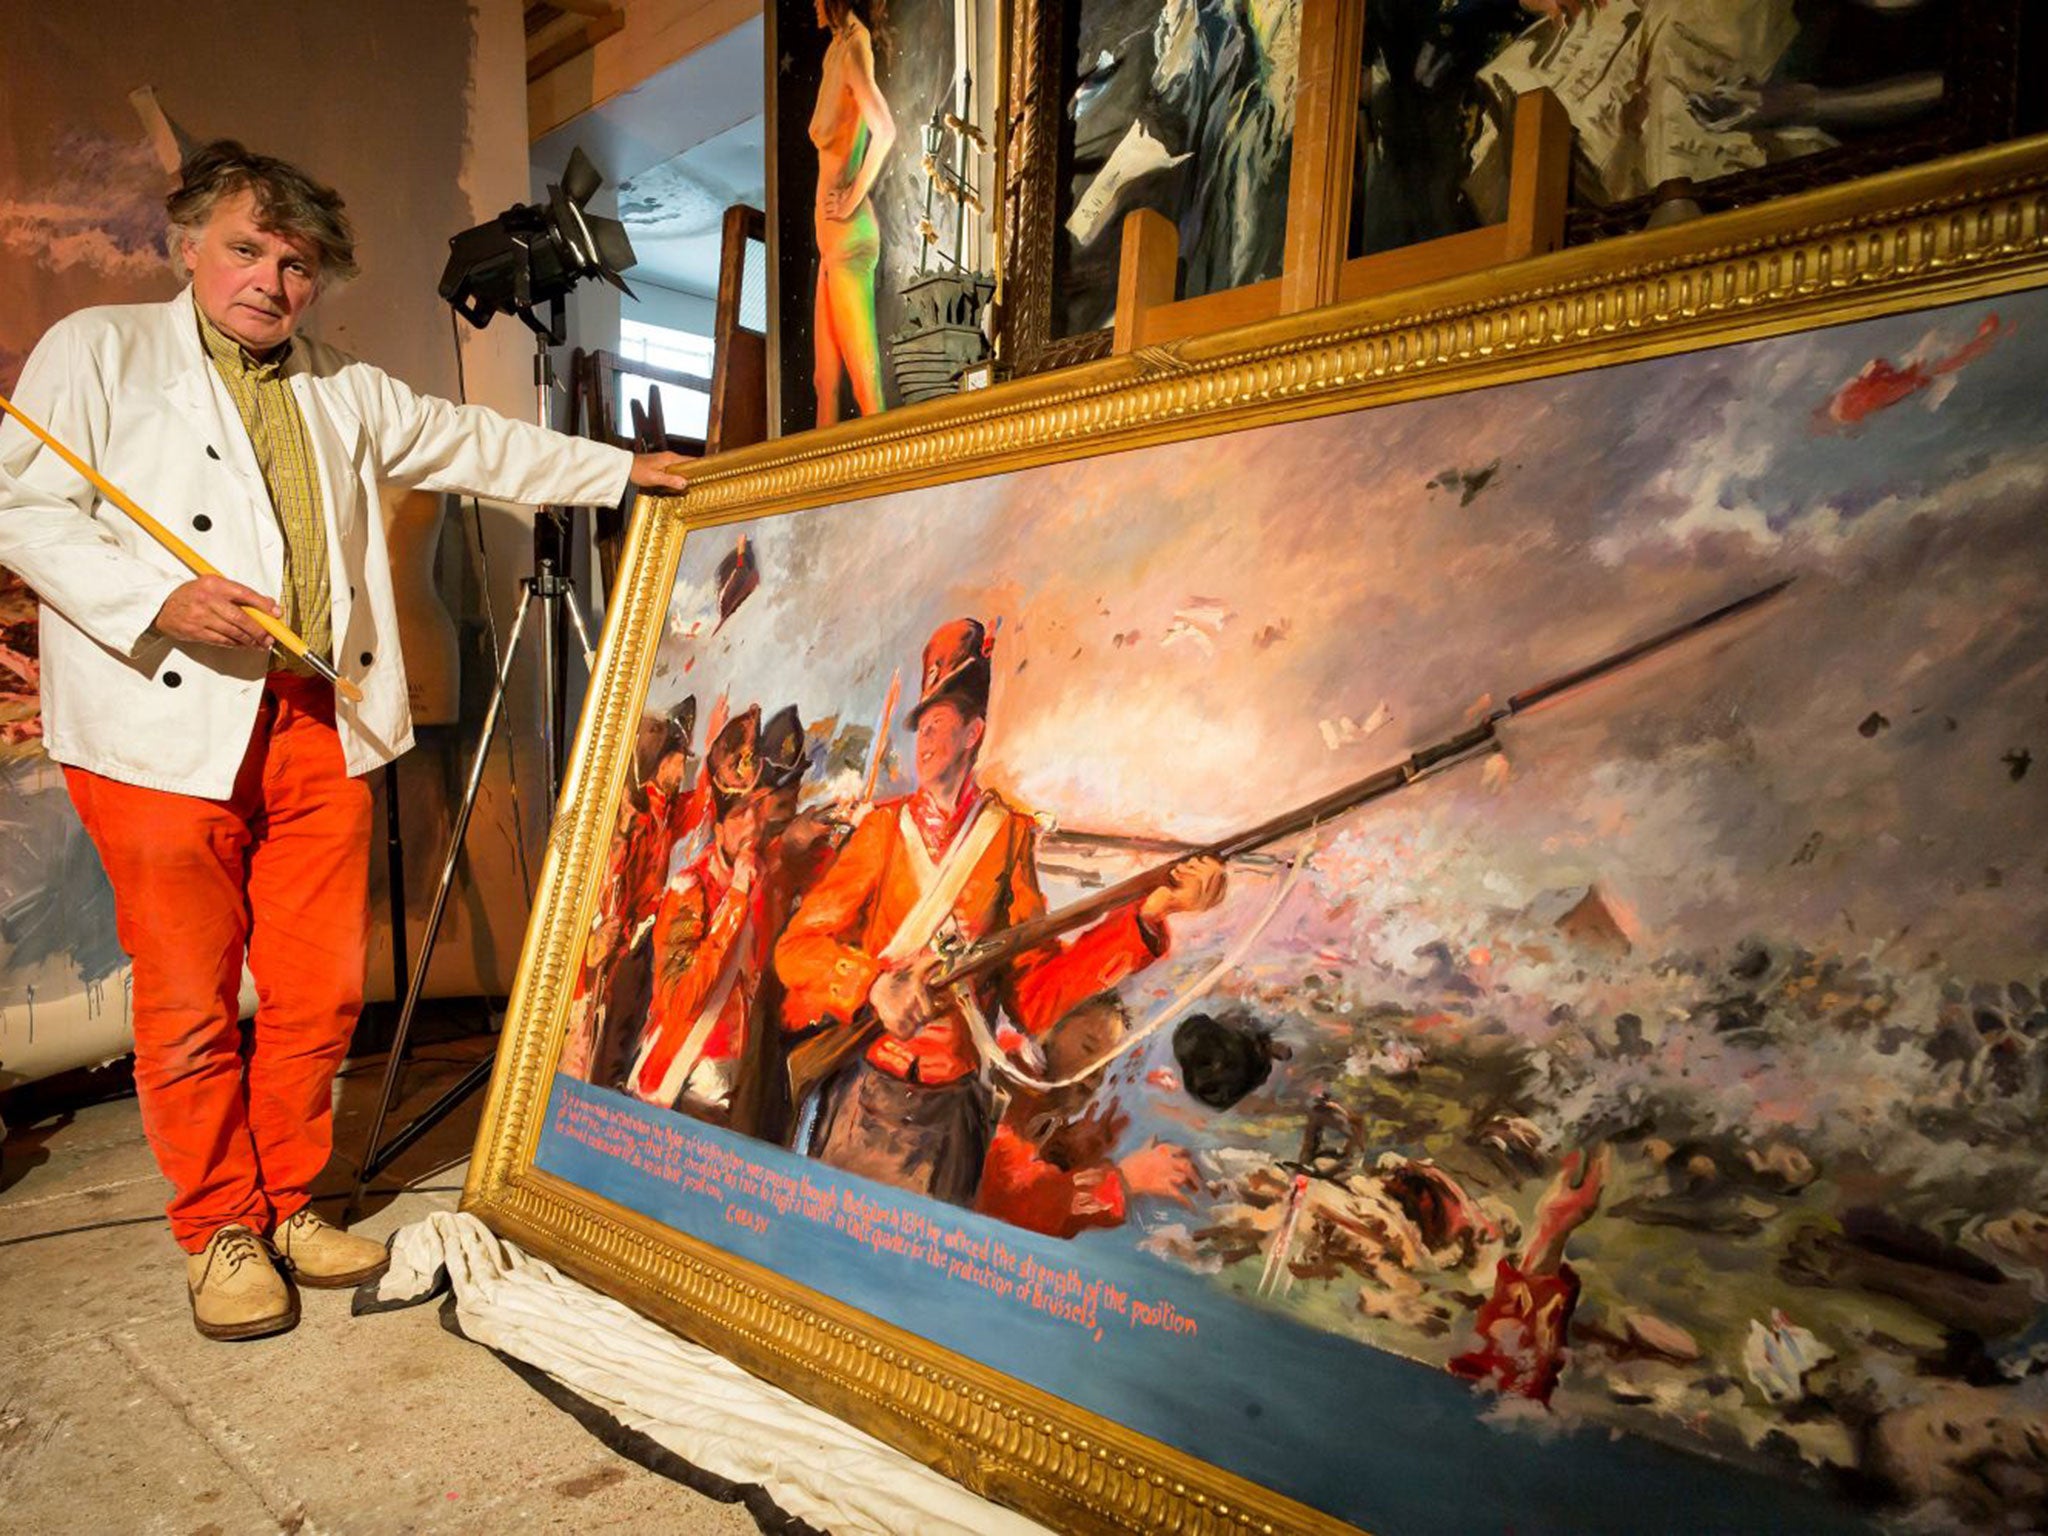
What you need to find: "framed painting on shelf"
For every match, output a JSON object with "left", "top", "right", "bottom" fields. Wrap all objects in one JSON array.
[
  {"left": 999, "top": 0, "right": 1305, "bottom": 377},
  {"left": 467, "top": 142, "right": 2048, "bottom": 1536},
  {"left": 1344, "top": 0, "right": 2035, "bottom": 260},
  {"left": 764, "top": 0, "right": 1003, "bottom": 438}
]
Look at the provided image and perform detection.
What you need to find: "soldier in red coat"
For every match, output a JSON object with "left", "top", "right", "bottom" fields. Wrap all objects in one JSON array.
[
  {"left": 629, "top": 705, "right": 809, "bottom": 1131},
  {"left": 774, "top": 618, "right": 1224, "bottom": 1206},
  {"left": 571, "top": 700, "right": 716, "bottom": 1087},
  {"left": 1450, "top": 1145, "right": 1609, "bottom": 1405}
]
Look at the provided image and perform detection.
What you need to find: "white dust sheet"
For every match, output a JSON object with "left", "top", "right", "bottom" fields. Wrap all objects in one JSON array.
[{"left": 363, "top": 1211, "right": 1048, "bottom": 1536}]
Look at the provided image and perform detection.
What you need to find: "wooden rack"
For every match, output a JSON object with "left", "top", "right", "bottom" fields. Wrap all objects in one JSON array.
[{"left": 1112, "top": 0, "right": 1571, "bottom": 355}]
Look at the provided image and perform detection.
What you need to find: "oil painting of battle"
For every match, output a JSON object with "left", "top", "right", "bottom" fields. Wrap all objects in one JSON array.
[{"left": 554, "top": 285, "right": 2048, "bottom": 1531}]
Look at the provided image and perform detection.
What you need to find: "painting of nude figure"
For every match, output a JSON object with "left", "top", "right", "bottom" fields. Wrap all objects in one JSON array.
[
  {"left": 770, "top": 0, "right": 1000, "bottom": 434},
  {"left": 537, "top": 281, "right": 2048, "bottom": 1534}
]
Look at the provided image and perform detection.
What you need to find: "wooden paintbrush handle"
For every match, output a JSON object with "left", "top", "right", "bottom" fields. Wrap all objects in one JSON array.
[{"left": 0, "top": 388, "right": 364, "bottom": 703}]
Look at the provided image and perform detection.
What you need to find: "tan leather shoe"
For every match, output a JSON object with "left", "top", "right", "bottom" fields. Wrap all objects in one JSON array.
[
  {"left": 272, "top": 1206, "right": 390, "bottom": 1288},
  {"left": 187, "top": 1224, "right": 297, "bottom": 1341}
]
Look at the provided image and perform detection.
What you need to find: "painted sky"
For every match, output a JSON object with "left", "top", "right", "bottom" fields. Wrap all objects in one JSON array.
[{"left": 655, "top": 288, "right": 2048, "bottom": 978}]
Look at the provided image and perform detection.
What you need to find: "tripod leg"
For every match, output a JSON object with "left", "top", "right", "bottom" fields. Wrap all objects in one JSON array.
[
  {"left": 346, "top": 582, "right": 536, "bottom": 1221},
  {"left": 562, "top": 584, "right": 600, "bottom": 672},
  {"left": 539, "top": 561, "right": 561, "bottom": 813},
  {"left": 354, "top": 1054, "right": 496, "bottom": 1184}
]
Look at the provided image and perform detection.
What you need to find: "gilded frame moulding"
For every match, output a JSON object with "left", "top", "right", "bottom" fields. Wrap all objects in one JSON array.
[{"left": 465, "top": 138, "right": 2048, "bottom": 1536}]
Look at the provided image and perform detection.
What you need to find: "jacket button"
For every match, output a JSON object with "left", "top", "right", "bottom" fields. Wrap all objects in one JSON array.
[
  {"left": 205, "top": 446, "right": 221, "bottom": 460},
  {"left": 192, "top": 514, "right": 213, "bottom": 532},
  {"left": 162, "top": 670, "right": 182, "bottom": 688},
  {"left": 359, "top": 651, "right": 374, "bottom": 667}
]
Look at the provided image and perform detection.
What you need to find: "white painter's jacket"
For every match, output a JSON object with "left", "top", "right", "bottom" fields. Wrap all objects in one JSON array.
[{"left": 0, "top": 285, "right": 631, "bottom": 797}]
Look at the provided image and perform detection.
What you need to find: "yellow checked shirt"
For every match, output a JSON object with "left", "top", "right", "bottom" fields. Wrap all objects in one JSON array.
[{"left": 197, "top": 309, "right": 331, "bottom": 671}]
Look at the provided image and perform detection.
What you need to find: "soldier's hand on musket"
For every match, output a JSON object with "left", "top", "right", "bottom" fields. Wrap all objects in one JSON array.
[
  {"left": 871, "top": 951, "right": 944, "bottom": 1039},
  {"left": 153, "top": 574, "right": 279, "bottom": 649},
  {"left": 1138, "top": 855, "right": 1227, "bottom": 925}
]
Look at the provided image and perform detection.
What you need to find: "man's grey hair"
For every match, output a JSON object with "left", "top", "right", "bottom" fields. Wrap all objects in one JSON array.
[{"left": 165, "top": 140, "right": 359, "bottom": 285}]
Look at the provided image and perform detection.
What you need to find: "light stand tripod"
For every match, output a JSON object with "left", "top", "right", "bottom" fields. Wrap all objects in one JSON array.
[{"left": 346, "top": 303, "right": 603, "bottom": 1220}]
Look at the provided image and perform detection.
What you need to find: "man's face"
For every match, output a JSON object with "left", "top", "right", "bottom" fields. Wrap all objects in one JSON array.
[
  {"left": 913, "top": 700, "right": 983, "bottom": 789},
  {"left": 717, "top": 791, "right": 773, "bottom": 861},
  {"left": 181, "top": 189, "right": 322, "bottom": 354}
]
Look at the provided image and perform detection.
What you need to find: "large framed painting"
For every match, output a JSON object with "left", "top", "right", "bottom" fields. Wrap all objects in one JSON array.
[
  {"left": 1000, "top": 0, "right": 1304, "bottom": 377},
  {"left": 764, "top": 0, "right": 1002, "bottom": 438},
  {"left": 469, "top": 140, "right": 2048, "bottom": 1535}
]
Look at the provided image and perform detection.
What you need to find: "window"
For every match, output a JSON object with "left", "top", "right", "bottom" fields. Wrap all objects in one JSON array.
[{"left": 616, "top": 318, "right": 713, "bottom": 441}]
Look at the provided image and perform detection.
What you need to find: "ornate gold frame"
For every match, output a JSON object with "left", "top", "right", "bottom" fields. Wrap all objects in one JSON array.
[{"left": 466, "top": 139, "right": 2048, "bottom": 1536}]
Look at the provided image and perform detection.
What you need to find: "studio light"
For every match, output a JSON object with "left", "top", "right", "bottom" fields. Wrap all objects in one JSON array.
[{"left": 438, "top": 146, "right": 637, "bottom": 340}]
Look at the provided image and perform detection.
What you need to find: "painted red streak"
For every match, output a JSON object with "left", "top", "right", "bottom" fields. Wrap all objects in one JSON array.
[{"left": 1819, "top": 314, "right": 2009, "bottom": 429}]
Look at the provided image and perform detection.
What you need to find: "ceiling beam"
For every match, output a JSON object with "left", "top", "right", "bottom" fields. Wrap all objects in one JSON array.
[{"left": 528, "top": 0, "right": 758, "bottom": 143}]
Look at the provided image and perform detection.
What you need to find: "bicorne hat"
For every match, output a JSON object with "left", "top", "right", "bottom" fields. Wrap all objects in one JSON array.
[{"left": 1172, "top": 1011, "right": 1290, "bottom": 1110}]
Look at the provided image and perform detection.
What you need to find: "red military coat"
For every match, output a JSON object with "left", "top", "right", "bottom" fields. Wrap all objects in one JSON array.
[
  {"left": 774, "top": 782, "right": 1162, "bottom": 1086},
  {"left": 631, "top": 837, "right": 785, "bottom": 1111},
  {"left": 975, "top": 1121, "right": 1129, "bottom": 1238}
]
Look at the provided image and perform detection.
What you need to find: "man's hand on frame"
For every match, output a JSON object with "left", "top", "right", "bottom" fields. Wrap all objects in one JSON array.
[{"left": 630, "top": 451, "right": 693, "bottom": 493}]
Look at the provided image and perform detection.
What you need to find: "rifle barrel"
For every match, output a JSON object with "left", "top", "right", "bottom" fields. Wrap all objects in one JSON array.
[
  {"left": 934, "top": 723, "right": 1499, "bottom": 988},
  {"left": 930, "top": 578, "right": 1788, "bottom": 992},
  {"left": 1506, "top": 577, "right": 1791, "bottom": 717}
]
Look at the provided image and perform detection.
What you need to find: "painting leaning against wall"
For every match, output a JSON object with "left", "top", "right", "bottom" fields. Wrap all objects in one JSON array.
[
  {"left": 1059, "top": 0, "right": 1300, "bottom": 337},
  {"left": 1353, "top": 0, "right": 2030, "bottom": 253},
  {"left": 0, "top": 122, "right": 177, "bottom": 1092},
  {"left": 530, "top": 271, "right": 2048, "bottom": 1533}
]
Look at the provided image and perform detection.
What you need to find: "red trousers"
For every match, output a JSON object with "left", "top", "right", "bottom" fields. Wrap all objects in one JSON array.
[{"left": 66, "top": 674, "right": 371, "bottom": 1252}]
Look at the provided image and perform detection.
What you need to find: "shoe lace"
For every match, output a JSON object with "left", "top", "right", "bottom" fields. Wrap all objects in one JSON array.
[
  {"left": 212, "top": 1226, "right": 267, "bottom": 1277},
  {"left": 280, "top": 1207, "right": 321, "bottom": 1244}
]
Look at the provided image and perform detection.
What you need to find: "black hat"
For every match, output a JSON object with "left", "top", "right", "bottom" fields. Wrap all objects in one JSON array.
[
  {"left": 759, "top": 704, "right": 808, "bottom": 791},
  {"left": 1173, "top": 1011, "right": 1289, "bottom": 1110},
  {"left": 706, "top": 705, "right": 763, "bottom": 808},
  {"left": 714, "top": 537, "right": 760, "bottom": 629},
  {"left": 907, "top": 617, "right": 993, "bottom": 726}
]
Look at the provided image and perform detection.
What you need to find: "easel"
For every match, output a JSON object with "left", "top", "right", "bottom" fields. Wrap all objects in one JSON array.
[
  {"left": 1109, "top": 0, "right": 1571, "bottom": 355},
  {"left": 706, "top": 204, "right": 769, "bottom": 455}
]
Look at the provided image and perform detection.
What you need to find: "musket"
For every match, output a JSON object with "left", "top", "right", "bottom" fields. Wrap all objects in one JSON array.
[
  {"left": 1040, "top": 826, "right": 1288, "bottom": 872},
  {"left": 1258, "top": 1092, "right": 1357, "bottom": 1297},
  {"left": 931, "top": 578, "right": 1791, "bottom": 992},
  {"left": 784, "top": 580, "right": 1788, "bottom": 1102}
]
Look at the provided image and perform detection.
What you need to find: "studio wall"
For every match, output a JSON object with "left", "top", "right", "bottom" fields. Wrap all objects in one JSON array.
[{"left": 0, "top": 0, "right": 554, "bottom": 1088}]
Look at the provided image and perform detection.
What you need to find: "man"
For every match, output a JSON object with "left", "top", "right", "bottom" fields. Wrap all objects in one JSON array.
[
  {"left": 563, "top": 700, "right": 698, "bottom": 1083},
  {"left": 627, "top": 705, "right": 807, "bottom": 1131},
  {"left": 0, "top": 142, "right": 691, "bottom": 1341},
  {"left": 775, "top": 617, "right": 1225, "bottom": 1206}
]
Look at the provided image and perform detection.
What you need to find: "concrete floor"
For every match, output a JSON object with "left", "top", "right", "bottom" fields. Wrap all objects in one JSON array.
[{"left": 0, "top": 1039, "right": 762, "bottom": 1535}]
